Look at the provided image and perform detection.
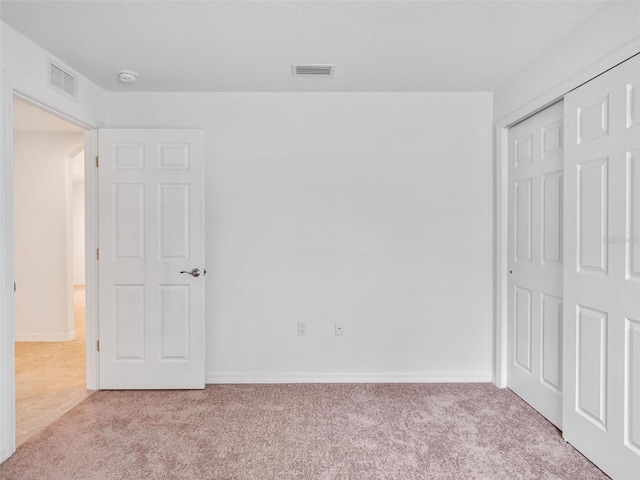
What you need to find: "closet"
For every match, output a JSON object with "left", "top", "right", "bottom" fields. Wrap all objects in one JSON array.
[{"left": 507, "top": 53, "right": 640, "bottom": 480}]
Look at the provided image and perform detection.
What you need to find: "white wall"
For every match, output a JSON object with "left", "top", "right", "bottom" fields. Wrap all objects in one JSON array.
[
  {"left": 1, "top": 23, "right": 107, "bottom": 126},
  {"left": 13, "top": 132, "right": 83, "bottom": 341},
  {"left": 108, "top": 92, "right": 494, "bottom": 381},
  {"left": 72, "top": 152, "right": 85, "bottom": 285},
  {"left": 494, "top": 2, "right": 640, "bottom": 121}
]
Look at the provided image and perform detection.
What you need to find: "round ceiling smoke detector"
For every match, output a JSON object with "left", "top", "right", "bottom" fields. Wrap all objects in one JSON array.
[{"left": 119, "top": 71, "right": 138, "bottom": 83}]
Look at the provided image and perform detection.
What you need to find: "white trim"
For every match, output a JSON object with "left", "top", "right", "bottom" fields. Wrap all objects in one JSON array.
[
  {"left": 0, "top": 446, "right": 10, "bottom": 465},
  {"left": 10, "top": 81, "right": 96, "bottom": 131},
  {"left": 0, "top": 74, "right": 16, "bottom": 464},
  {"left": 15, "top": 331, "right": 76, "bottom": 342},
  {"left": 493, "top": 36, "right": 640, "bottom": 388},
  {"left": 494, "top": 121, "right": 509, "bottom": 389},
  {"left": 0, "top": 73, "right": 100, "bottom": 463},
  {"left": 84, "top": 130, "right": 99, "bottom": 390},
  {"left": 206, "top": 373, "right": 492, "bottom": 384}
]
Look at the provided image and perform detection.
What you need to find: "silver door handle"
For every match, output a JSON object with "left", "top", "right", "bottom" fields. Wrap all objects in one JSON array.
[{"left": 180, "top": 268, "right": 201, "bottom": 278}]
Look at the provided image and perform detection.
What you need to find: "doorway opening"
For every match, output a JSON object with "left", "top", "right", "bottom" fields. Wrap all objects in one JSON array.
[{"left": 12, "top": 97, "right": 92, "bottom": 446}]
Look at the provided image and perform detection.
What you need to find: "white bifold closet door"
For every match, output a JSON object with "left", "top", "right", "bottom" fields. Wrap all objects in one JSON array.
[
  {"left": 98, "top": 129, "right": 206, "bottom": 389},
  {"left": 563, "top": 54, "right": 640, "bottom": 479},
  {"left": 507, "top": 102, "right": 564, "bottom": 428}
]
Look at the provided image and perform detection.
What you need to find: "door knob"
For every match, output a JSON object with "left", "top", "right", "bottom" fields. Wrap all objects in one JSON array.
[{"left": 180, "top": 268, "right": 201, "bottom": 278}]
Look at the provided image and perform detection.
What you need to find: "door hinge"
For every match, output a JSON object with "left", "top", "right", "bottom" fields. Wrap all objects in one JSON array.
[
  {"left": 96, "top": 155, "right": 99, "bottom": 167},
  {"left": 96, "top": 248, "right": 100, "bottom": 260},
  {"left": 96, "top": 340, "right": 100, "bottom": 352},
  {"left": 13, "top": 282, "right": 16, "bottom": 292}
]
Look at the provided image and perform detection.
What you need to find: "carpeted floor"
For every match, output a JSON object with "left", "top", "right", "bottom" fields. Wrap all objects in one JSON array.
[
  {"left": 0, "top": 383, "right": 608, "bottom": 480},
  {"left": 15, "top": 286, "right": 92, "bottom": 446}
]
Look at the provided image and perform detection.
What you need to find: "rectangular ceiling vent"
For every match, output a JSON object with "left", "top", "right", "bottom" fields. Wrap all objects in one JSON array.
[
  {"left": 292, "top": 64, "right": 334, "bottom": 77},
  {"left": 46, "top": 58, "right": 78, "bottom": 102}
]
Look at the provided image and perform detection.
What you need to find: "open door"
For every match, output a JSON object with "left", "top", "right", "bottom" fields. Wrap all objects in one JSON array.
[
  {"left": 563, "top": 54, "right": 640, "bottom": 479},
  {"left": 98, "top": 129, "right": 205, "bottom": 389}
]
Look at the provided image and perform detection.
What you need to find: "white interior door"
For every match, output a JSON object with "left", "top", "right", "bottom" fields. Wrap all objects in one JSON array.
[
  {"left": 563, "top": 54, "right": 640, "bottom": 479},
  {"left": 98, "top": 129, "right": 205, "bottom": 389},
  {"left": 507, "top": 102, "right": 564, "bottom": 428}
]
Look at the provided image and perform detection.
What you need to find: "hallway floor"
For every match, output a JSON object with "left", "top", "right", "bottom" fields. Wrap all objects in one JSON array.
[{"left": 14, "top": 286, "right": 93, "bottom": 446}]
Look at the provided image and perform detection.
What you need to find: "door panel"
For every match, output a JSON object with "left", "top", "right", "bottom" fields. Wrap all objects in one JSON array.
[
  {"left": 507, "top": 102, "right": 564, "bottom": 428},
  {"left": 541, "top": 293, "right": 562, "bottom": 393},
  {"left": 98, "top": 129, "right": 205, "bottom": 389},
  {"left": 627, "top": 317, "right": 640, "bottom": 454},
  {"left": 159, "top": 285, "right": 190, "bottom": 359},
  {"left": 114, "top": 285, "right": 145, "bottom": 360},
  {"left": 515, "top": 286, "right": 533, "bottom": 372},
  {"left": 113, "top": 184, "right": 144, "bottom": 258},
  {"left": 542, "top": 171, "right": 563, "bottom": 264},
  {"left": 627, "top": 150, "right": 640, "bottom": 279},
  {"left": 564, "top": 53, "right": 640, "bottom": 480},
  {"left": 576, "top": 305, "right": 607, "bottom": 429},
  {"left": 515, "top": 179, "right": 533, "bottom": 261},
  {"left": 577, "top": 157, "right": 608, "bottom": 274}
]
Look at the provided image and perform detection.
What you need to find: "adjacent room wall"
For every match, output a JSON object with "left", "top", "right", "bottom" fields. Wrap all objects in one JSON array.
[
  {"left": 108, "top": 92, "right": 494, "bottom": 381},
  {"left": 72, "top": 151, "right": 85, "bottom": 285},
  {"left": 13, "top": 132, "right": 83, "bottom": 341}
]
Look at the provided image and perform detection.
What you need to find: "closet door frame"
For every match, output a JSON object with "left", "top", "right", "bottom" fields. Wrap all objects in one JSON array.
[{"left": 494, "top": 40, "right": 640, "bottom": 388}]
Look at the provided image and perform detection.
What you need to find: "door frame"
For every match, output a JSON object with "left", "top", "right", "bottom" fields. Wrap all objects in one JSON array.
[
  {"left": 494, "top": 40, "right": 640, "bottom": 387},
  {"left": 0, "top": 73, "right": 99, "bottom": 460}
]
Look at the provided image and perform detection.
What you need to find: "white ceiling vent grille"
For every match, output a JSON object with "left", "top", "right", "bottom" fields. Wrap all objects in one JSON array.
[
  {"left": 292, "top": 64, "right": 334, "bottom": 77},
  {"left": 46, "top": 59, "right": 78, "bottom": 102}
]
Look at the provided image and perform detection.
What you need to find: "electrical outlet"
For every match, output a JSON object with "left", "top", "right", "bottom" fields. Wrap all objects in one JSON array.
[
  {"left": 297, "top": 321, "right": 307, "bottom": 336},
  {"left": 335, "top": 322, "right": 344, "bottom": 336}
]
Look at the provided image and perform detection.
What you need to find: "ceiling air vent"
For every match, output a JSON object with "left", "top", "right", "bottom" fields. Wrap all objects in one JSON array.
[
  {"left": 46, "top": 58, "right": 78, "bottom": 102},
  {"left": 292, "top": 64, "right": 335, "bottom": 77}
]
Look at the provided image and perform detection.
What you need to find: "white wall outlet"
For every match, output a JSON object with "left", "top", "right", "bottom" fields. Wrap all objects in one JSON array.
[
  {"left": 297, "top": 321, "right": 307, "bottom": 336},
  {"left": 335, "top": 322, "right": 344, "bottom": 336}
]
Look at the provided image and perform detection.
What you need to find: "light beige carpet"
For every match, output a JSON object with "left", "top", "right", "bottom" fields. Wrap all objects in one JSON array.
[{"left": 0, "top": 383, "right": 608, "bottom": 479}]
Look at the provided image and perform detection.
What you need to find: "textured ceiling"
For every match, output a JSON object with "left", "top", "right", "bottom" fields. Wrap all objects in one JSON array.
[{"left": 1, "top": 1, "right": 606, "bottom": 92}]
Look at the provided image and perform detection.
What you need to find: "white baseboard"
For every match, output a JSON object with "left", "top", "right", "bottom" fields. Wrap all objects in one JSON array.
[
  {"left": 206, "top": 372, "right": 492, "bottom": 384},
  {"left": 15, "top": 330, "right": 76, "bottom": 342}
]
